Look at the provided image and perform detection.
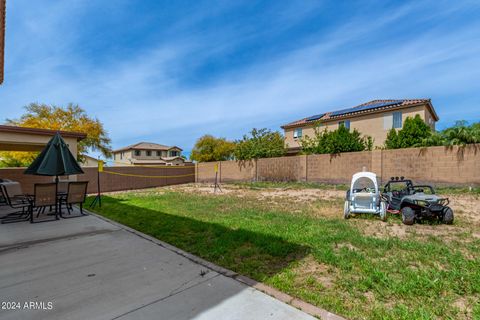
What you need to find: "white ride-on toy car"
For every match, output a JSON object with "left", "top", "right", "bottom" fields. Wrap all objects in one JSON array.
[{"left": 344, "top": 171, "right": 387, "bottom": 221}]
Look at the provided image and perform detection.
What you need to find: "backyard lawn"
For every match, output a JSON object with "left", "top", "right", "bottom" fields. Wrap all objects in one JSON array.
[{"left": 88, "top": 183, "right": 480, "bottom": 320}]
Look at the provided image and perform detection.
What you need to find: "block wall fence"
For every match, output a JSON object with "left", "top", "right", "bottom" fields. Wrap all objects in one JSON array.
[
  {"left": 196, "top": 145, "right": 480, "bottom": 186},
  {"left": 0, "top": 165, "right": 195, "bottom": 194},
  {"left": 2, "top": 145, "right": 478, "bottom": 194}
]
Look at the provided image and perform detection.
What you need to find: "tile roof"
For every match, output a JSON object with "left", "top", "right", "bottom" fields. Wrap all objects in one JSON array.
[
  {"left": 0, "top": 0, "right": 6, "bottom": 84},
  {"left": 281, "top": 99, "right": 437, "bottom": 128},
  {"left": 130, "top": 157, "right": 188, "bottom": 164},
  {"left": 112, "top": 142, "right": 182, "bottom": 153}
]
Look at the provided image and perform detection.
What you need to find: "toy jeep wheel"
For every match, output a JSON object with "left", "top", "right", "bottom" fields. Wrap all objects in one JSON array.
[
  {"left": 442, "top": 207, "right": 454, "bottom": 224},
  {"left": 401, "top": 207, "right": 415, "bottom": 225},
  {"left": 344, "top": 201, "right": 350, "bottom": 219},
  {"left": 379, "top": 201, "right": 387, "bottom": 221}
]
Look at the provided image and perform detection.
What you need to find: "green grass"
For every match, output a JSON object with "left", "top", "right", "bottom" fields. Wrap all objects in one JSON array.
[
  {"left": 88, "top": 190, "right": 480, "bottom": 320},
  {"left": 233, "top": 181, "right": 480, "bottom": 196},
  {"left": 436, "top": 185, "right": 480, "bottom": 196},
  {"left": 233, "top": 181, "right": 349, "bottom": 191}
]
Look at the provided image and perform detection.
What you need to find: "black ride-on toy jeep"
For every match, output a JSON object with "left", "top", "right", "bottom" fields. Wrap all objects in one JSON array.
[{"left": 382, "top": 177, "right": 454, "bottom": 225}]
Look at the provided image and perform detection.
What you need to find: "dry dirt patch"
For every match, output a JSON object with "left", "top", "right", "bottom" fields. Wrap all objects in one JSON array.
[
  {"left": 292, "top": 255, "right": 336, "bottom": 290},
  {"left": 166, "top": 183, "right": 345, "bottom": 201},
  {"left": 446, "top": 194, "right": 480, "bottom": 227},
  {"left": 165, "top": 183, "right": 480, "bottom": 241}
]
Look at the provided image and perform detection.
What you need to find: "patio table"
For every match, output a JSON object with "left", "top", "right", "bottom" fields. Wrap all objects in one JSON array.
[{"left": 25, "top": 191, "right": 69, "bottom": 218}]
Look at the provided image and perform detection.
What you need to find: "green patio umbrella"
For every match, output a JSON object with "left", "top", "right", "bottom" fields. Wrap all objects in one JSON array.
[
  {"left": 24, "top": 132, "right": 84, "bottom": 220},
  {"left": 24, "top": 132, "right": 84, "bottom": 184}
]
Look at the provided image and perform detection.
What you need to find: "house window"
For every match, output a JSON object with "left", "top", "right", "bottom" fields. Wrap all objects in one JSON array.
[
  {"left": 146, "top": 150, "right": 152, "bottom": 156},
  {"left": 134, "top": 150, "right": 141, "bottom": 156},
  {"left": 156, "top": 151, "right": 161, "bottom": 157},
  {"left": 393, "top": 111, "right": 402, "bottom": 128},
  {"left": 384, "top": 114, "right": 393, "bottom": 130},
  {"left": 120, "top": 152, "right": 123, "bottom": 160},
  {"left": 293, "top": 128, "right": 302, "bottom": 139},
  {"left": 170, "top": 150, "right": 179, "bottom": 157},
  {"left": 339, "top": 120, "right": 350, "bottom": 130}
]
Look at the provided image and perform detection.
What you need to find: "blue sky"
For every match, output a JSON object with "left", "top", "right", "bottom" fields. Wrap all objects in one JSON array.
[{"left": 1, "top": 0, "right": 479, "bottom": 157}]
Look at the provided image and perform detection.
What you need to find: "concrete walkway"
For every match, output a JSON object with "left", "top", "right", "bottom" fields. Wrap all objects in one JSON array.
[{"left": 0, "top": 209, "right": 319, "bottom": 320}]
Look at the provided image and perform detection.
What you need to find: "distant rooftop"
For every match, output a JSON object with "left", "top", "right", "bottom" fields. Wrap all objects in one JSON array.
[
  {"left": 113, "top": 142, "right": 182, "bottom": 153},
  {"left": 281, "top": 99, "right": 439, "bottom": 129}
]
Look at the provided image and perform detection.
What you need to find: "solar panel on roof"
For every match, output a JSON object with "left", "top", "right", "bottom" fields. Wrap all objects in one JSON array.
[
  {"left": 330, "top": 100, "right": 404, "bottom": 117},
  {"left": 305, "top": 114, "right": 325, "bottom": 122}
]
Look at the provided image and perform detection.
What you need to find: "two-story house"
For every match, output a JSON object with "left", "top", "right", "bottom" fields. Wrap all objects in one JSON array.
[
  {"left": 112, "top": 142, "right": 187, "bottom": 166},
  {"left": 281, "top": 99, "right": 439, "bottom": 155}
]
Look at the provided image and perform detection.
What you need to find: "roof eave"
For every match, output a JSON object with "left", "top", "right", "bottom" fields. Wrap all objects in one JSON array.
[
  {"left": 426, "top": 100, "right": 440, "bottom": 121},
  {"left": 281, "top": 100, "right": 438, "bottom": 128},
  {"left": 0, "top": 125, "right": 87, "bottom": 140},
  {"left": 112, "top": 145, "right": 183, "bottom": 153},
  {"left": 325, "top": 101, "right": 437, "bottom": 121}
]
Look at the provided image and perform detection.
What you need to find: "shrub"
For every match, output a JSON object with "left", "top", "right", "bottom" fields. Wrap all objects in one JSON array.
[
  {"left": 190, "top": 135, "right": 235, "bottom": 162},
  {"left": 420, "top": 120, "right": 480, "bottom": 147},
  {"left": 384, "top": 115, "right": 432, "bottom": 149},
  {"left": 234, "top": 128, "right": 285, "bottom": 160},
  {"left": 301, "top": 125, "right": 373, "bottom": 154}
]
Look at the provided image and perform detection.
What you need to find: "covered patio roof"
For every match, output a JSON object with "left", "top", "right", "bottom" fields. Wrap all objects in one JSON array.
[{"left": 0, "top": 125, "right": 86, "bottom": 155}]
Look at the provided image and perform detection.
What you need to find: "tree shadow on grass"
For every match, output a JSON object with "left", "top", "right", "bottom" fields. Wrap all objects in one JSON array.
[{"left": 91, "top": 196, "right": 309, "bottom": 282}]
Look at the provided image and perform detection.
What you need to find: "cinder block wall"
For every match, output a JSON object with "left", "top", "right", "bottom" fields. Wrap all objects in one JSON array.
[
  {"left": 195, "top": 145, "right": 480, "bottom": 186},
  {"left": 257, "top": 156, "right": 306, "bottom": 181},
  {"left": 0, "top": 165, "right": 195, "bottom": 194},
  {"left": 307, "top": 152, "right": 372, "bottom": 183},
  {"left": 196, "top": 162, "right": 218, "bottom": 183},
  {"left": 381, "top": 145, "right": 479, "bottom": 186},
  {"left": 220, "top": 160, "right": 256, "bottom": 182}
]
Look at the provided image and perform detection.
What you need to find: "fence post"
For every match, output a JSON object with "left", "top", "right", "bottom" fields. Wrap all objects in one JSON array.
[
  {"left": 195, "top": 163, "right": 198, "bottom": 183},
  {"left": 305, "top": 154, "right": 308, "bottom": 182},
  {"left": 380, "top": 149, "right": 384, "bottom": 186},
  {"left": 371, "top": 149, "right": 383, "bottom": 185},
  {"left": 255, "top": 158, "right": 258, "bottom": 181},
  {"left": 219, "top": 161, "right": 222, "bottom": 183}
]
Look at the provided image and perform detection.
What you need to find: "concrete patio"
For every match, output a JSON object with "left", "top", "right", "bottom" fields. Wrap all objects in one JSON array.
[{"left": 0, "top": 207, "right": 320, "bottom": 320}]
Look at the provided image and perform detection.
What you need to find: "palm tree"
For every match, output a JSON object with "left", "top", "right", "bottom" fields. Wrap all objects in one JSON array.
[
  {"left": 420, "top": 131, "right": 444, "bottom": 147},
  {"left": 442, "top": 124, "right": 479, "bottom": 146}
]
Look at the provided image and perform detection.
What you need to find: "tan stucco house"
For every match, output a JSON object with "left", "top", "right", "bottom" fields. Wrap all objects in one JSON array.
[
  {"left": 80, "top": 155, "right": 104, "bottom": 167},
  {"left": 0, "top": 125, "right": 86, "bottom": 159},
  {"left": 1, "top": 0, "right": 6, "bottom": 84},
  {"left": 281, "top": 99, "right": 439, "bottom": 154},
  {"left": 112, "top": 142, "right": 188, "bottom": 166}
]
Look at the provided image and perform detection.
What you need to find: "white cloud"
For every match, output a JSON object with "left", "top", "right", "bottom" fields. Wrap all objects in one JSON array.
[{"left": 1, "top": 0, "right": 479, "bottom": 153}]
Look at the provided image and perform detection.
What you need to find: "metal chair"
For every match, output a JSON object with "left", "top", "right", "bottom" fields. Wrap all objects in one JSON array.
[
  {"left": 60, "top": 181, "right": 88, "bottom": 218},
  {"left": 31, "top": 183, "right": 59, "bottom": 223},
  {"left": 0, "top": 184, "right": 32, "bottom": 224}
]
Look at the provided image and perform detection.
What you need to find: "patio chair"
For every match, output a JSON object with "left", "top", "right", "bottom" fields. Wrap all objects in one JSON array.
[
  {"left": 0, "top": 184, "right": 32, "bottom": 224},
  {"left": 31, "top": 183, "right": 59, "bottom": 223},
  {"left": 59, "top": 181, "right": 88, "bottom": 218}
]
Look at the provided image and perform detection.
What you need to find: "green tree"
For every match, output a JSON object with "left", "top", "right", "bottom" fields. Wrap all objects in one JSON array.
[
  {"left": 420, "top": 131, "right": 445, "bottom": 147},
  {"left": 384, "top": 115, "right": 432, "bottom": 149},
  {"left": 234, "top": 128, "right": 285, "bottom": 160},
  {"left": 419, "top": 121, "right": 477, "bottom": 147},
  {"left": 441, "top": 121, "right": 480, "bottom": 146},
  {"left": 384, "top": 128, "right": 400, "bottom": 149},
  {"left": 0, "top": 152, "right": 38, "bottom": 167},
  {"left": 2, "top": 103, "right": 112, "bottom": 165},
  {"left": 301, "top": 125, "right": 372, "bottom": 154},
  {"left": 190, "top": 135, "right": 235, "bottom": 162}
]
